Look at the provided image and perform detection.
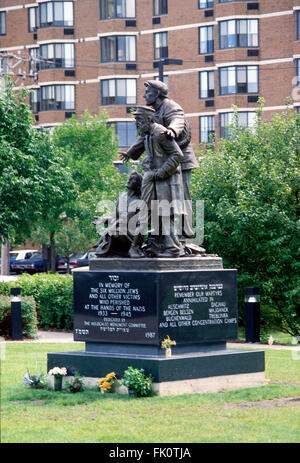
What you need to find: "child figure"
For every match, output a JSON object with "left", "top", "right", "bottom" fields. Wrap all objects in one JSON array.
[{"left": 128, "top": 156, "right": 154, "bottom": 258}]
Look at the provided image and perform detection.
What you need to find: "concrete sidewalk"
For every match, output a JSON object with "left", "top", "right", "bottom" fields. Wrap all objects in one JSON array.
[
  {"left": 0, "top": 330, "right": 75, "bottom": 343},
  {"left": 35, "top": 330, "right": 75, "bottom": 343}
]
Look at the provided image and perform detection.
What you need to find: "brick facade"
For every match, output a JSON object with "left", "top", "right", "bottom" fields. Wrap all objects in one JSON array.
[{"left": 0, "top": 0, "right": 299, "bottom": 145}]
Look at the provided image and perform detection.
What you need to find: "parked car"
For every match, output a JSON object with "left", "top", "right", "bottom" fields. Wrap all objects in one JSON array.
[
  {"left": 74, "top": 251, "right": 96, "bottom": 268},
  {"left": 57, "top": 252, "right": 96, "bottom": 273},
  {"left": 11, "top": 252, "right": 49, "bottom": 274},
  {"left": 0, "top": 249, "right": 39, "bottom": 273}
]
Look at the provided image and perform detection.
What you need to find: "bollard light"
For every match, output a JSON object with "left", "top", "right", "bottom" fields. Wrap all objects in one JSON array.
[
  {"left": 10, "top": 287, "right": 23, "bottom": 340},
  {"left": 245, "top": 287, "right": 260, "bottom": 343}
]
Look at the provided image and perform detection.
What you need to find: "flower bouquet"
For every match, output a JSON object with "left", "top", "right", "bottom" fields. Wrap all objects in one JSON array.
[
  {"left": 23, "top": 370, "right": 46, "bottom": 389},
  {"left": 48, "top": 366, "right": 67, "bottom": 391},
  {"left": 98, "top": 372, "right": 117, "bottom": 393},
  {"left": 161, "top": 335, "right": 176, "bottom": 357}
]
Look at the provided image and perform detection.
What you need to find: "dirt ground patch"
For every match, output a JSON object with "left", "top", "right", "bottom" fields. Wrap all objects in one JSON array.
[{"left": 224, "top": 397, "right": 300, "bottom": 409}]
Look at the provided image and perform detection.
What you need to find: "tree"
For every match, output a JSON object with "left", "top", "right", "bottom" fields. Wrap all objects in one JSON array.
[
  {"left": 191, "top": 103, "right": 300, "bottom": 336},
  {"left": 54, "top": 216, "right": 89, "bottom": 273},
  {"left": 51, "top": 110, "right": 127, "bottom": 250},
  {"left": 0, "top": 78, "right": 43, "bottom": 241},
  {"left": 29, "top": 132, "right": 78, "bottom": 272},
  {"left": 0, "top": 77, "right": 78, "bottom": 273},
  {"left": 52, "top": 110, "right": 126, "bottom": 195},
  {"left": 0, "top": 78, "right": 74, "bottom": 238}
]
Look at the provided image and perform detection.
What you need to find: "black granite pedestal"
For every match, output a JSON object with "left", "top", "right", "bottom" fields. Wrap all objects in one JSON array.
[{"left": 47, "top": 257, "right": 265, "bottom": 394}]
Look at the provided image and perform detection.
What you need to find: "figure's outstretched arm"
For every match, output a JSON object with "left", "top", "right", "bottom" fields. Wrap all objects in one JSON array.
[{"left": 125, "top": 137, "right": 145, "bottom": 161}]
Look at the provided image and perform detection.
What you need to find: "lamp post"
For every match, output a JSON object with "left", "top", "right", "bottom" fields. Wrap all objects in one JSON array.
[
  {"left": 11, "top": 287, "right": 23, "bottom": 340},
  {"left": 153, "top": 58, "right": 183, "bottom": 82},
  {"left": 245, "top": 287, "right": 260, "bottom": 343}
]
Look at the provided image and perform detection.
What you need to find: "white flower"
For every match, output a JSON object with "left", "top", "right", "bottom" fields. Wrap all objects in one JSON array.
[{"left": 48, "top": 366, "right": 67, "bottom": 376}]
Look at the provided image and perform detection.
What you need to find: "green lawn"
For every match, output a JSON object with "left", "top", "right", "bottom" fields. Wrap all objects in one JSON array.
[
  {"left": 237, "top": 327, "right": 297, "bottom": 345},
  {"left": 1, "top": 342, "right": 300, "bottom": 443}
]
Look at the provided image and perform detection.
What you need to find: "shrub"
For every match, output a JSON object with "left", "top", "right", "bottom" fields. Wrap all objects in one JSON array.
[
  {"left": 0, "top": 273, "right": 73, "bottom": 330},
  {"left": 0, "top": 295, "right": 38, "bottom": 338},
  {"left": 121, "top": 366, "right": 153, "bottom": 397},
  {"left": 65, "top": 372, "right": 84, "bottom": 393},
  {"left": 192, "top": 106, "right": 300, "bottom": 336}
]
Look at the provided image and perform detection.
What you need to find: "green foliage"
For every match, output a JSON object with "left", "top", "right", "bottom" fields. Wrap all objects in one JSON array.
[
  {"left": 191, "top": 106, "right": 300, "bottom": 336},
  {"left": 65, "top": 372, "right": 84, "bottom": 393},
  {"left": 0, "top": 77, "right": 76, "bottom": 243},
  {"left": 50, "top": 110, "right": 127, "bottom": 250},
  {"left": 121, "top": 366, "right": 153, "bottom": 397},
  {"left": 0, "top": 274, "right": 73, "bottom": 330},
  {"left": 52, "top": 110, "right": 126, "bottom": 199},
  {"left": 54, "top": 217, "right": 89, "bottom": 262},
  {"left": 0, "top": 295, "right": 38, "bottom": 338}
]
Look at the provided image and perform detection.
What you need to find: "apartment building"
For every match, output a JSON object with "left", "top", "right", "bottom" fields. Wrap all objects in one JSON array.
[{"left": 0, "top": 0, "right": 300, "bottom": 147}]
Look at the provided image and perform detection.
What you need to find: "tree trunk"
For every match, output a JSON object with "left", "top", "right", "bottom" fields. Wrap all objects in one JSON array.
[
  {"left": 66, "top": 257, "right": 70, "bottom": 274},
  {"left": 1, "top": 240, "right": 10, "bottom": 275},
  {"left": 50, "top": 232, "right": 56, "bottom": 273},
  {"left": 42, "top": 243, "right": 50, "bottom": 272}
]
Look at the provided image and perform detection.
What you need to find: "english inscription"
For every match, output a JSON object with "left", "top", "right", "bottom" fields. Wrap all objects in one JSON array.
[{"left": 73, "top": 270, "right": 238, "bottom": 344}]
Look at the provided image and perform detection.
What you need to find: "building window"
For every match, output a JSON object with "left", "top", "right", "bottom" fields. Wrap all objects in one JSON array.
[
  {"left": 154, "top": 32, "right": 168, "bottom": 59},
  {"left": 219, "top": 112, "right": 256, "bottom": 138},
  {"left": 153, "top": 0, "right": 168, "bottom": 16},
  {"left": 199, "top": 0, "right": 213, "bottom": 8},
  {"left": 297, "top": 11, "right": 300, "bottom": 40},
  {"left": 100, "top": 35, "right": 136, "bottom": 62},
  {"left": 28, "top": 7, "right": 40, "bottom": 31},
  {"left": 40, "top": 85, "right": 75, "bottom": 111},
  {"left": 200, "top": 116, "right": 215, "bottom": 143},
  {"left": 219, "top": 19, "right": 258, "bottom": 49},
  {"left": 110, "top": 121, "right": 137, "bottom": 147},
  {"left": 218, "top": 0, "right": 247, "bottom": 3},
  {"left": 38, "top": 43, "right": 75, "bottom": 69},
  {"left": 219, "top": 66, "right": 258, "bottom": 95},
  {"left": 99, "top": 0, "right": 136, "bottom": 20},
  {"left": 30, "top": 89, "right": 40, "bottom": 114},
  {"left": 0, "top": 12, "right": 6, "bottom": 35},
  {"left": 154, "top": 75, "right": 168, "bottom": 86},
  {"left": 199, "top": 70, "right": 214, "bottom": 98},
  {"left": 39, "top": 2, "right": 74, "bottom": 28},
  {"left": 101, "top": 79, "right": 136, "bottom": 105},
  {"left": 199, "top": 26, "right": 214, "bottom": 54},
  {"left": 296, "top": 59, "right": 300, "bottom": 89},
  {"left": 0, "top": 56, "right": 8, "bottom": 74},
  {"left": 29, "top": 48, "right": 39, "bottom": 73}
]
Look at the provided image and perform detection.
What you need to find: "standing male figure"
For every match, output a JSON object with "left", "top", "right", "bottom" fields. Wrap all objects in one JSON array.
[
  {"left": 127, "top": 105, "right": 185, "bottom": 258},
  {"left": 120, "top": 80, "right": 199, "bottom": 240}
]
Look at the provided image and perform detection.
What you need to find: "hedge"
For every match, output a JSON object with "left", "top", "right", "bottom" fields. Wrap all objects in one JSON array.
[
  {"left": 0, "top": 295, "right": 38, "bottom": 338},
  {"left": 0, "top": 274, "right": 73, "bottom": 330}
]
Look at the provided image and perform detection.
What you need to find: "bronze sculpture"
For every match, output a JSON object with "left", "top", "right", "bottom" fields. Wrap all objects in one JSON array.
[
  {"left": 127, "top": 106, "right": 185, "bottom": 258},
  {"left": 94, "top": 82, "right": 204, "bottom": 259},
  {"left": 121, "top": 80, "right": 199, "bottom": 241},
  {"left": 94, "top": 172, "right": 143, "bottom": 257}
]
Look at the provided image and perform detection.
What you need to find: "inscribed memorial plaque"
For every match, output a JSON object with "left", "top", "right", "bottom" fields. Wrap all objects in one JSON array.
[{"left": 73, "top": 269, "right": 237, "bottom": 345}]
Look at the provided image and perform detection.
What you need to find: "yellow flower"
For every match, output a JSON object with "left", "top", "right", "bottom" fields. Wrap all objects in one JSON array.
[
  {"left": 107, "top": 372, "right": 116, "bottom": 379},
  {"left": 161, "top": 335, "right": 176, "bottom": 349},
  {"left": 101, "top": 381, "right": 111, "bottom": 390}
]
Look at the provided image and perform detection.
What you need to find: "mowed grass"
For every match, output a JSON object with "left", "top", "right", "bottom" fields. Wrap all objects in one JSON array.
[{"left": 1, "top": 342, "right": 300, "bottom": 443}]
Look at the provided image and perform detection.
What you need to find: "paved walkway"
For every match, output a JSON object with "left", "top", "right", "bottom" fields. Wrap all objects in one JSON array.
[{"left": 1, "top": 330, "right": 299, "bottom": 350}]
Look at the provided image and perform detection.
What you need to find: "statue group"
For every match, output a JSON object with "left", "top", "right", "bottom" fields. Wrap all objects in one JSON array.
[{"left": 94, "top": 80, "right": 204, "bottom": 259}]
